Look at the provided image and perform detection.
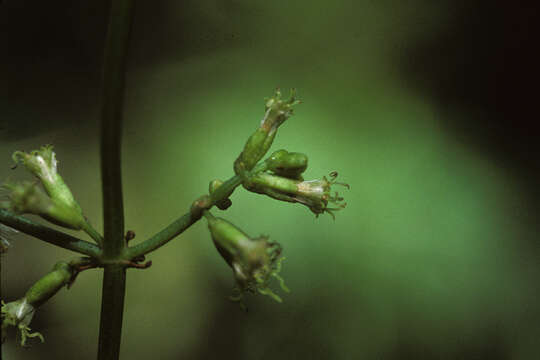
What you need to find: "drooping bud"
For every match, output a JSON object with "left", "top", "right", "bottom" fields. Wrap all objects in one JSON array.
[
  {"left": 12, "top": 145, "right": 82, "bottom": 214},
  {"left": 234, "top": 89, "right": 300, "bottom": 174},
  {"left": 245, "top": 171, "right": 349, "bottom": 219},
  {"left": 1, "top": 261, "right": 74, "bottom": 346},
  {"left": 1, "top": 182, "right": 86, "bottom": 230},
  {"left": 266, "top": 149, "right": 308, "bottom": 180},
  {"left": 204, "top": 212, "right": 288, "bottom": 304}
]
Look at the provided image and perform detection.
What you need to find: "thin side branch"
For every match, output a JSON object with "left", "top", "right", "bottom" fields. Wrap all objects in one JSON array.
[
  {"left": 125, "top": 174, "right": 244, "bottom": 259},
  {"left": 0, "top": 209, "right": 101, "bottom": 257},
  {"left": 125, "top": 161, "right": 271, "bottom": 259}
]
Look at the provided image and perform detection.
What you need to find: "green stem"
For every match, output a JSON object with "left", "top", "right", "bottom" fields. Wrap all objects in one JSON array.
[
  {"left": 125, "top": 162, "right": 271, "bottom": 260},
  {"left": 210, "top": 175, "right": 244, "bottom": 203},
  {"left": 0, "top": 209, "right": 100, "bottom": 257},
  {"left": 82, "top": 221, "right": 104, "bottom": 246},
  {"left": 100, "top": 0, "right": 133, "bottom": 258},
  {"left": 98, "top": 265, "right": 126, "bottom": 360},
  {"left": 97, "top": 0, "right": 134, "bottom": 359},
  {"left": 202, "top": 209, "right": 215, "bottom": 221},
  {"left": 126, "top": 175, "right": 243, "bottom": 259}
]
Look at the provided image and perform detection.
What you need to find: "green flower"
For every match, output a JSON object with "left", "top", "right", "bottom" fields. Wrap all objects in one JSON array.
[
  {"left": 1, "top": 181, "right": 86, "bottom": 230},
  {"left": 245, "top": 171, "right": 349, "bottom": 219},
  {"left": 1, "top": 261, "right": 74, "bottom": 346},
  {"left": 234, "top": 89, "right": 301, "bottom": 174},
  {"left": 12, "top": 145, "right": 81, "bottom": 213},
  {"left": 204, "top": 212, "right": 288, "bottom": 304}
]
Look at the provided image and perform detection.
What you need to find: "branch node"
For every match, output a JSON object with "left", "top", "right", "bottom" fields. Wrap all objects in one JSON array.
[
  {"left": 190, "top": 195, "right": 212, "bottom": 220},
  {"left": 67, "top": 258, "right": 99, "bottom": 289}
]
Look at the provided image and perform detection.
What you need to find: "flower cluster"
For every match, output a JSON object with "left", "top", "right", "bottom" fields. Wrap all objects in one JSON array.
[
  {"left": 204, "top": 90, "right": 348, "bottom": 306},
  {"left": 236, "top": 111, "right": 349, "bottom": 219}
]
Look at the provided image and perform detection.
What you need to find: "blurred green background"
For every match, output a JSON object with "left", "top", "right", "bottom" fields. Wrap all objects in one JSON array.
[{"left": 1, "top": 1, "right": 539, "bottom": 359}]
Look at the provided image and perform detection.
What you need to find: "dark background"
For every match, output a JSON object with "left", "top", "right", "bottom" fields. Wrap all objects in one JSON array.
[{"left": 1, "top": 1, "right": 539, "bottom": 359}]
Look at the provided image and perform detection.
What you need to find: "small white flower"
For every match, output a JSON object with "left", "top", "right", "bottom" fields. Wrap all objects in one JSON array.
[
  {"left": 12, "top": 145, "right": 80, "bottom": 211},
  {"left": 1, "top": 298, "right": 43, "bottom": 346}
]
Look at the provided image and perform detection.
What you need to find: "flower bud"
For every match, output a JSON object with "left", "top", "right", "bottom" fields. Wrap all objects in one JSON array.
[
  {"left": 266, "top": 149, "right": 308, "bottom": 180},
  {"left": 205, "top": 212, "right": 288, "bottom": 303},
  {"left": 245, "top": 171, "right": 349, "bottom": 219},
  {"left": 12, "top": 145, "right": 81, "bottom": 213},
  {"left": 234, "top": 89, "right": 300, "bottom": 174},
  {"left": 1, "top": 261, "right": 74, "bottom": 346},
  {"left": 1, "top": 182, "right": 86, "bottom": 230}
]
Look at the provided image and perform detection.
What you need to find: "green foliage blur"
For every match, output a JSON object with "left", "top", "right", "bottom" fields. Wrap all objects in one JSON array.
[{"left": 1, "top": 1, "right": 538, "bottom": 359}]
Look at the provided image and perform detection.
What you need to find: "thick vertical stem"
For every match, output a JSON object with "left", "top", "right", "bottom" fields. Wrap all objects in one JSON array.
[
  {"left": 100, "top": 0, "right": 133, "bottom": 257},
  {"left": 98, "top": 265, "right": 127, "bottom": 359},
  {"left": 97, "top": 0, "right": 134, "bottom": 359}
]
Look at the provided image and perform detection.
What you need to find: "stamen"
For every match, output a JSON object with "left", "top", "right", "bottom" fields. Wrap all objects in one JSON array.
[
  {"left": 258, "top": 287, "right": 282, "bottom": 303},
  {"left": 333, "top": 182, "right": 350, "bottom": 189},
  {"left": 272, "top": 272, "right": 290, "bottom": 292}
]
